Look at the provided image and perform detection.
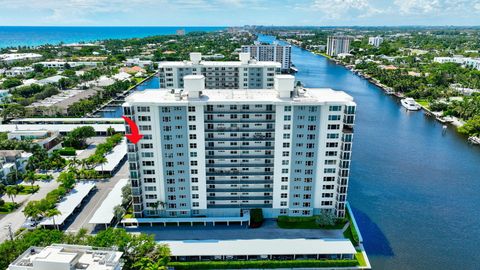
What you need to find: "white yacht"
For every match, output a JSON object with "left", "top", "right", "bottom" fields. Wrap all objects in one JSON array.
[{"left": 401, "top": 98, "right": 421, "bottom": 111}]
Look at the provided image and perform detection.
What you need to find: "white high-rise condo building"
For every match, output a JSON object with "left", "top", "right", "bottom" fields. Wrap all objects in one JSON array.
[
  {"left": 368, "top": 36, "right": 384, "bottom": 47},
  {"left": 241, "top": 41, "right": 292, "bottom": 71},
  {"left": 123, "top": 74, "right": 356, "bottom": 219},
  {"left": 326, "top": 36, "right": 353, "bottom": 57},
  {"left": 158, "top": 52, "right": 281, "bottom": 89}
]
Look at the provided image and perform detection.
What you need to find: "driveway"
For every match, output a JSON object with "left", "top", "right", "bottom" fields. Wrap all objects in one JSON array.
[{"left": 125, "top": 220, "right": 345, "bottom": 241}]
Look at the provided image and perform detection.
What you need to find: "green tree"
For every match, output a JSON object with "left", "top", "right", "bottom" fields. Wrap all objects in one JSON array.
[
  {"left": 121, "top": 184, "right": 132, "bottom": 206},
  {"left": 24, "top": 171, "right": 36, "bottom": 188},
  {"left": 5, "top": 185, "right": 18, "bottom": 204},
  {"left": 458, "top": 115, "right": 480, "bottom": 137},
  {"left": 2, "top": 78, "right": 22, "bottom": 89},
  {"left": 45, "top": 208, "right": 62, "bottom": 230},
  {"left": 62, "top": 126, "right": 96, "bottom": 149},
  {"left": 23, "top": 201, "right": 43, "bottom": 222},
  {"left": 315, "top": 209, "right": 337, "bottom": 227},
  {"left": 113, "top": 205, "right": 125, "bottom": 221}
]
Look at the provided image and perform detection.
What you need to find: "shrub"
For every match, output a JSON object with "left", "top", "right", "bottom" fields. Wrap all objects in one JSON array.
[
  {"left": 57, "top": 147, "right": 76, "bottom": 156},
  {"left": 169, "top": 259, "right": 358, "bottom": 269},
  {"left": 249, "top": 208, "right": 263, "bottom": 228}
]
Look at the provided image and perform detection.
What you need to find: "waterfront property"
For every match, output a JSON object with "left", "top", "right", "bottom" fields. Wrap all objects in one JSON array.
[
  {"left": 158, "top": 52, "right": 281, "bottom": 89},
  {"left": 123, "top": 74, "right": 355, "bottom": 219},
  {"left": 241, "top": 41, "right": 292, "bottom": 71},
  {"left": 8, "top": 244, "right": 123, "bottom": 270}
]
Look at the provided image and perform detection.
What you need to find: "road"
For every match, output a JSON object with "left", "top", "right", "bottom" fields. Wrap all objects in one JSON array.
[
  {"left": 64, "top": 162, "right": 127, "bottom": 233},
  {"left": 0, "top": 174, "right": 60, "bottom": 242}
]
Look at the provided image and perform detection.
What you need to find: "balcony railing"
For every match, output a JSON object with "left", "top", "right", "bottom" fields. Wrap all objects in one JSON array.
[{"left": 206, "top": 163, "right": 274, "bottom": 168}]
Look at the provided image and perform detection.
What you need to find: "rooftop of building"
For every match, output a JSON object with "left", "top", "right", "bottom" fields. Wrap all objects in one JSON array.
[
  {"left": 158, "top": 52, "right": 281, "bottom": 68},
  {"left": 161, "top": 238, "right": 356, "bottom": 257},
  {"left": 125, "top": 75, "right": 354, "bottom": 106},
  {"left": 8, "top": 244, "right": 122, "bottom": 270}
]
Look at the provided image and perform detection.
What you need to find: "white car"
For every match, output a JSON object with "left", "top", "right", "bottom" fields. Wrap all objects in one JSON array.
[{"left": 22, "top": 218, "right": 39, "bottom": 230}]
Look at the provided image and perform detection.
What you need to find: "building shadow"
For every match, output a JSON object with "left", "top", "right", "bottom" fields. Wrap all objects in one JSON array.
[{"left": 351, "top": 207, "right": 394, "bottom": 257}]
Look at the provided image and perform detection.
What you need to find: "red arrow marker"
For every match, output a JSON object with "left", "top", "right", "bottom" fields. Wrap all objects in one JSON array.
[{"left": 122, "top": 116, "right": 144, "bottom": 144}]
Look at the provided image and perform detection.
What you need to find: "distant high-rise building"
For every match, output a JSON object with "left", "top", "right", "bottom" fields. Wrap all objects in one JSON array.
[
  {"left": 326, "top": 36, "right": 352, "bottom": 57},
  {"left": 241, "top": 41, "right": 292, "bottom": 71},
  {"left": 158, "top": 52, "right": 281, "bottom": 89},
  {"left": 368, "top": 36, "right": 384, "bottom": 47},
  {"left": 123, "top": 74, "right": 356, "bottom": 219}
]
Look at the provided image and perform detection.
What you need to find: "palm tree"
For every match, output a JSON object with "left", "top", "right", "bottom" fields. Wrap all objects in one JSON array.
[
  {"left": 152, "top": 201, "right": 166, "bottom": 216},
  {"left": 24, "top": 171, "right": 36, "bottom": 188},
  {"left": 94, "top": 156, "right": 108, "bottom": 178},
  {"left": 23, "top": 201, "right": 42, "bottom": 223},
  {"left": 45, "top": 208, "right": 62, "bottom": 230},
  {"left": 5, "top": 185, "right": 18, "bottom": 204}
]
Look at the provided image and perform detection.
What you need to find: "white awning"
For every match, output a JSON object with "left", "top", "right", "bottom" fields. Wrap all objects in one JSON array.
[
  {"left": 89, "top": 178, "right": 129, "bottom": 225},
  {"left": 40, "top": 182, "right": 95, "bottom": 226},
  {"left": 94, "top": 140, "right": 127, "bottom": 173},
  {"left": 161, "top": 238, "right": 356, "bottom": 257}
]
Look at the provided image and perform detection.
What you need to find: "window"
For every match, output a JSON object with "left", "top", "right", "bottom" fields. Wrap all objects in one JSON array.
[
  {"left": 329, "top": 105, "right": 342, "bottom": 111},
  {"left": 328, "top": 115, "right": 341, "bottom": 121},
  {"left": 284, "top": 106, "right": 291, "bottom": 112},
  {"left": 137, "top": 106, "right": 150, "bottom": 112}
]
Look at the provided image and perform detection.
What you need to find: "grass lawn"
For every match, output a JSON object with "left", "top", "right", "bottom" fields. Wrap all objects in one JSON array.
[
  {"left": 0, "top": 202, "right": 18, "bottom": 214},
  {"left": 355, "top": 251, "right": 368, "bottom": 267},
  {"left": 17, "top": 185, "right": 40, "bottom": 195},
  {"left": 277, "top": 216, "right": 347, "bottom": 229},
  {"left": 416, "top": 99, "right": 429, "bottom": 108},
  {"left": 134, "top": 77, "right": 144, "bottom": 84}
]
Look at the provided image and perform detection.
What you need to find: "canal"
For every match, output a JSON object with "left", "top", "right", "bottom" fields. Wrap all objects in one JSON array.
[{"left": 259, "top": 35, "right": 480, "bottom": 270}]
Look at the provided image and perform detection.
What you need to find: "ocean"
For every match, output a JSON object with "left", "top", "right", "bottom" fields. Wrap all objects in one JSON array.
[{"left": 0, "top": 26, "right": 224, "bottom": 48}]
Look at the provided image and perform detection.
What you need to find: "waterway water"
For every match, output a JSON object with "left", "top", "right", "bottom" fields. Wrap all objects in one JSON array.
[
  {"left": 258, "top": 35, "right": 480, "bottom": 270},
  {"left": 96, "top": 76, "right": 159, "bottom": 118}
]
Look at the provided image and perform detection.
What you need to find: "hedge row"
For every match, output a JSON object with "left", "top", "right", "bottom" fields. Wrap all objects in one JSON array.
[
  {"left": 57, "top": 147, "right": 76, "bottom": 156},
  {"left": 169, "top": 259, "right": 358, "bottom": 269}
]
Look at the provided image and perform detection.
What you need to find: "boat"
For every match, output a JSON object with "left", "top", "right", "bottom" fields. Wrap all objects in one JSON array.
[
  {"left": 401, "top": 98, "right": 421, "bottom": 111},
  {"left": 468, "top": 136, "right": 480, "bottom": 145}
]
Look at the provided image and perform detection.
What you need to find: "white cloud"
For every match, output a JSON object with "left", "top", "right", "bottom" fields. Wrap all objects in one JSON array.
[
  {"left": 299, "top": 0, "right": 383, "bottom": 19},
  {"left": 394, "top": 0, "right": 480, "bottom": 15}
]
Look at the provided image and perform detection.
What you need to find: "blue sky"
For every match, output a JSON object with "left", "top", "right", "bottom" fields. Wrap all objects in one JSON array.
[{"left": 0, "top": 0, "right": 479, "bottom": 26}]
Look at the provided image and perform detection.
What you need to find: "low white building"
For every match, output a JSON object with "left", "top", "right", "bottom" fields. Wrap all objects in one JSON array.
[
  {"left": 36, "top": 61, "right": 101, "bottom": 69},
  {"left": 0, "top": 150, "right": 32, "bottom": 181},
  {"left": 124, "top": 58, "right": 152, "bottom": 68},
  {"left": 433, "top": 56, "right": 480, "bottom": 70},
  {"left": 0, "top": 53, "right": 42, "bottom": 64},
  {"left": 5, "top": 67, "right": 34, "bottom": 77},
  {"left": 8, "top": 244, "right": 123, "bottom": 270},
  {"left": 7, "top": 130, "right": 61, "bottom": 151}
]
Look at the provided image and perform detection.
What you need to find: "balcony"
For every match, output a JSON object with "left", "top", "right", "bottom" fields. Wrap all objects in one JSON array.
[
  {"left": 206, "top": 163, "right": 274, "bottom": 168},
  {"left": 204, "top": 110, "right": 275, "bottom": 114},
  {"left": 206, "top": 155, "right": 274, "bottom": 159},
  {"left": 206, "top": 171, "right": 274, "bottom": 176},
  {"left": 206, "top": 188, "right": 273, "bottom": 192},
  {"left": 207, "top": 196, "right": 273, "bottom": 200},
  {"left": 205, "top": 146, "right": 274, "bottom": 150},
  {"left": 205, "top": 128, "right": 275, "bottom": 133},
  {"left": 204, "top": 119, "right": 275, "bottom": 123},
  {"left": 207, "top": 204, "right": 272, "bottom": 209},
  {"left": 205, "top": 137, "right": 274, "bottom": 142},
  {"left": 206, "top": 180, "right": 273, "bottom": 184}
]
